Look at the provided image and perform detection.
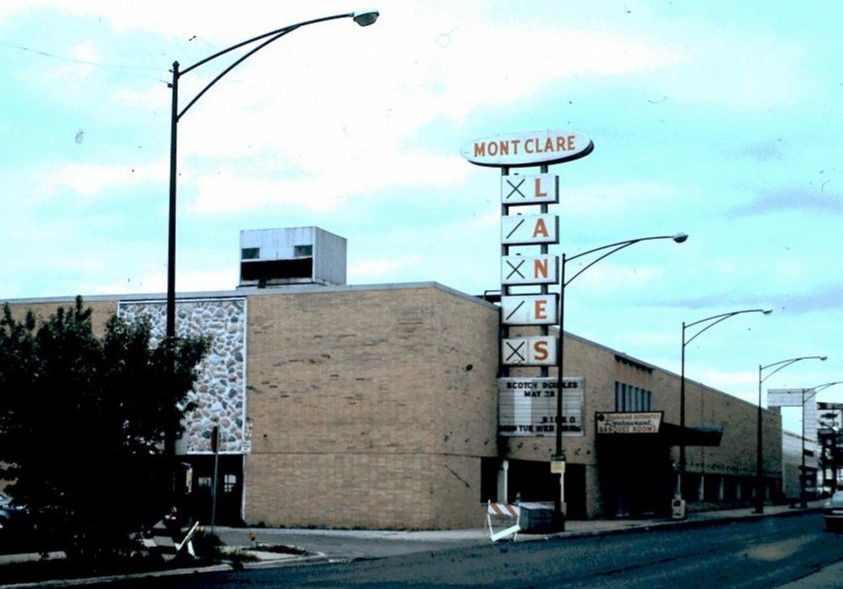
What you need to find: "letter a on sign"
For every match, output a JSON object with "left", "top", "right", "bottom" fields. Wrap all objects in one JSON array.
[{"left": 501, "top": 214, "right": 559, "bottom": 245}]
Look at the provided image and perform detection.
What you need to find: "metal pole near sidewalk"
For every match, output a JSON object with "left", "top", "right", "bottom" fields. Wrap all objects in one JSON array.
[{"left": 211, "top": 425, "right": 219, "bottom": 534}]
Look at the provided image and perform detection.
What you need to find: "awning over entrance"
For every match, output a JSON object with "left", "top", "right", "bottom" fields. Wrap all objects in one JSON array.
[{"left": 594, "top": 412, "right": 723, "bottom": 447}]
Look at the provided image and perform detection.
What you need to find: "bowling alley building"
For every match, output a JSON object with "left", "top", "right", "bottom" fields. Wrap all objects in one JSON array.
[{"left": 3, "top": 227, "right": 783, "bottom": 529}]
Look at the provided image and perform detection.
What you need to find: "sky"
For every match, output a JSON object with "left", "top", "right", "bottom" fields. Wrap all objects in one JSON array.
[{"left": 1, "top": 1, "right": 841, "bottom": 434}]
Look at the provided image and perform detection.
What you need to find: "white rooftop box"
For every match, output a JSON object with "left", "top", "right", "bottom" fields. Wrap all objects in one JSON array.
[{"left": 238, "top": 227, "right": 347, "bottom": 288}]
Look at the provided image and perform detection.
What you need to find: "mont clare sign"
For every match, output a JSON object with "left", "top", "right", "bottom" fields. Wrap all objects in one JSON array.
[{"left": 461, "top": 130, "right": 593, "bottom": 168}]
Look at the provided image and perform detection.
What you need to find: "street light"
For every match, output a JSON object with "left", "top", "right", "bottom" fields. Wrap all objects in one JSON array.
[
  {"left": 166, "top": 9, "right": 379, "bottom": 343},
  {"left": 678, "top": 308, "right": 772, "bottom": 503},
  {"left": 755, "top": 355, "right": 827, "bottom": 514},
  {"left": 163, "top": 10, "right": 379, "bottom": 483},
  {"left": 554, "top": 232, "right": 687, "bottom": 530},
  {"left": 800, "top": 381, "right": 843, "bottom": 507}
]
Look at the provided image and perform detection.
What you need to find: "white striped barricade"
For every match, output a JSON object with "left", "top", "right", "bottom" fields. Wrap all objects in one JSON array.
[
  {"left": 144, "top": 518, "right": 199, "bottom": 560},
  {"left": 486, "top": 501, "right": 521, "bottom": 542}
]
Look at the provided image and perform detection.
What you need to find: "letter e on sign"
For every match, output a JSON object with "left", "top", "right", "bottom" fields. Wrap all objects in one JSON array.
[{"left": 502, "top": 295, "right": 559, "bottom": 325}]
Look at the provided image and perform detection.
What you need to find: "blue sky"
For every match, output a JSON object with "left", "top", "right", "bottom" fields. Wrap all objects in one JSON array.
[{"left": 2, "top": 1, "right": 842, "bottom": 432}]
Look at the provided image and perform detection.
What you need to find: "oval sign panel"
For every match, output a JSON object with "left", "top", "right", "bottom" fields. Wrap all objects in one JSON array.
[{"left": 461, "top": 130, "right": 593, "bottom": 168}]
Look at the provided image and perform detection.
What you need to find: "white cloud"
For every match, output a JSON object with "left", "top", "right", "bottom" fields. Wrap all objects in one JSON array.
[
  {"left": 349, "top": 256, "right": 424, "bottom": 280},
  {"left": 186, "top": 150, "right": 469, "bottom": 214},
  {"left": 566, "top": 262, "right": 668, "bottom": 293},
  {"left": 88, "top": 267, "right": 237, "bottom": 296},
  {"left": 36, "top": 160, "right": 165, "bottom": 198}
]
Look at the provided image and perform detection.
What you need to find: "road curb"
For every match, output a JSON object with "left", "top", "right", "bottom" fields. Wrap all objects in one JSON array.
[{"left": 541, "top": 506, "right": 825, "bottom": 541}]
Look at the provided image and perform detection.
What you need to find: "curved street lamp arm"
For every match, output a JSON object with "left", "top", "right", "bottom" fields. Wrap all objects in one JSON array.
[
  {"left": 564, "top": 233, "right": 686, "bottom": 288},
  {"left": 760, "top": 355, "right": 827, "bottom": 384},
  {"left": 174, "top": 12, "right": 362, "bottom": 121},
  {"left": 683, "top": 308, "right": 771, "bottom": 348},
  {"left": 810, "top": 381, "right": 843, "bottom": 393},
  {"left": 803, "top": 381, "right": 843, "bottom": 403},
  {"left": 177, "top": 27, "right": 298, "bottom": 121}
]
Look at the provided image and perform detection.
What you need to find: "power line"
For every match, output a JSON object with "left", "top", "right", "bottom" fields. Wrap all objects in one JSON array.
[{"left": 0, "top": 39, "right": 165, "bottom": 81}]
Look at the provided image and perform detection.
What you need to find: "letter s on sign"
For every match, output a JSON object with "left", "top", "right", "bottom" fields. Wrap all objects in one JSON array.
[{"left": 533, "top": 340, "right": 549, "bottom": 361}]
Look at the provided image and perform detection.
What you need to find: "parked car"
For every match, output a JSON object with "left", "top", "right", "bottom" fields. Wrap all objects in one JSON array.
[
  {"left": 0, "top": 491, "right": 32, "bottom": 543},
  {"left": 822, "top": 491, "right": 843, "bottom": 531}
]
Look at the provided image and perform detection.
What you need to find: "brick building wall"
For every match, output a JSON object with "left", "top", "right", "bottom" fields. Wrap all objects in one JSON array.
[
  {"left": 501, "top": 329, "right": 782, "bottom": 517},
  {"left": 244, "top": 283, "right": 499, "bottom": 529},
  {"left": 4, "top": 298, "right": 117, "bottom": 336},
  {"left": 2, "top": 283, "right": 783, "bottom": 526}
]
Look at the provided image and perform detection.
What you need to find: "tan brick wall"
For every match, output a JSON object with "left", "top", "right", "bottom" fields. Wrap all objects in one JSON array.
[
  {"left": 244, "top": 284, "right": 499, "bottom": 529},
  {"left": 2, "top": 288, "right": 784, "bottom": 525},
  {"left": 503, "top": 330, "right": 782, "bottom": 516},
  {"left": 679, "top": 378, "right": 782, "bottom": 478},
  {"left": 3, "top": 298, "right": 117, "bottom": 337}
]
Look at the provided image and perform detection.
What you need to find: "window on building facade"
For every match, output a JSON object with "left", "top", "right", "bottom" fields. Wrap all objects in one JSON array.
[
  {"left": 224, "top": 474, "right": 237, "bottom": 494},
  {"left": 614, "top": 381, "right": 652, "bottom": 412}
]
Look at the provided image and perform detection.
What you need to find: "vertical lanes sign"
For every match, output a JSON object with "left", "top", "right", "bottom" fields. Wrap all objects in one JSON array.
[{"left": 461, "top": 129, "right": 593, "bottom": 438}]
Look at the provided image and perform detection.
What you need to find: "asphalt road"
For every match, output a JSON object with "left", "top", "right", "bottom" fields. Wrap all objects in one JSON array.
[{"left": 82, "top": 512, "right": 843, "bottom": 588}]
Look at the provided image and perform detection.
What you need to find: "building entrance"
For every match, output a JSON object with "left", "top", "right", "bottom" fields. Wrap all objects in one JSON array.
[
  {"left": 183, "top": 455, "right": 244, "bottom": 526},
  {"left": 505, "top": 459, "right": 587, "bottom": 519},
  {"left": 597, "top": 435, "right": 673, "bottom": 518}
]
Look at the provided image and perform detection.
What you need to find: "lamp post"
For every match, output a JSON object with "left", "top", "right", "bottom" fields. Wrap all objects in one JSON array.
[
  {"left": 678, "top": 308, "right": 772, "bottom": 503},
  {"left": 755, "top": 355, "right": 827, "bottom": 514},
  {"left": 800, "top": 381, "right": 843, "bottom": 508},
  {"left": 163, "top": 10, "right": 379, "bottom": 485},
  {"left": 166, "top": 9, "right": 379, "bottom": 344},
  {"left": 554, "top": 232, "right": 687, "bottom": 530}
]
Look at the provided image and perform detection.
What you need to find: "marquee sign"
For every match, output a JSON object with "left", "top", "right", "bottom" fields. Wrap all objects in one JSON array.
[
  {"left": 498, "top": 377, "right": 584, "bottom": 436},
  {"left": 468, "top": 127, "right": 594, "bottom": 441},
  {"left": 461, "top": 130, "right": 593, "bottom": 168}
]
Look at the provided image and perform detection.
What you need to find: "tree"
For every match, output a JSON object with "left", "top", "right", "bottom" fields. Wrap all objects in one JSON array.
[{"left": 0, "top": 297, "right": 208, "bottom": 561}]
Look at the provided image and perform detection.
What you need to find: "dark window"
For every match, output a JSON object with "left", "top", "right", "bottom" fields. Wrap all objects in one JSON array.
[
  {"left": 614, "top": 381, "right": 652, "bottom": 411},
  {"left": 240, "top": 259, "right": 312, "bottom": 281},
  {"left": 241, "top": 247, "right": 260, "bottom": 260},
  {"left": 294, "top": 244, "right": 313, "bottom": 257}
]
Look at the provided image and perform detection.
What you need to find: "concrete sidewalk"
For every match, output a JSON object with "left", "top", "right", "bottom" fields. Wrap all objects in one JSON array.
[
  {"left": 0, "top": 501, "right": 827, "bottom": 587},
  {"left": 214, "top": 501, "right": 826, "bottom": 562}
]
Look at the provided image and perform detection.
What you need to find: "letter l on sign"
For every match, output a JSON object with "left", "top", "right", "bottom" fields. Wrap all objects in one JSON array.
[{"left": 501, "top": 174, "right": 559, "bottom": 205}]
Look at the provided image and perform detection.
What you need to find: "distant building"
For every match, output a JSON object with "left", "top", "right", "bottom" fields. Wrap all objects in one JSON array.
[{"left": 782, "top": 430, "right": 818, "bottom": 501}]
